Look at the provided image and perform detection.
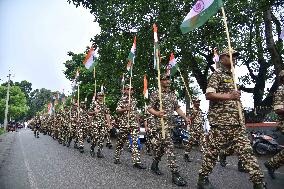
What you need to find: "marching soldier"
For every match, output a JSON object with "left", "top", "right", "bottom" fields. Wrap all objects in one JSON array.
[
  {"left": 114, "top": 84, "right": 146, "bottom": 169},
  {"left": 67, "top": 101, "right": 78, "bottom": 148},
  {"left": 89, "top": 92, "right": 112, "bottom": 158},
  {"left": 77, "top": 101, "right": 89, "bottom": 153},
  {"left": 147, "top": 74, "right": 191, "bottom": 186},
  {"left": 264, "top": 70, "right": 284, "bottom": 179},
  {"left": 184, "top": 97, "right": 205, "bottom": 162},
  {"left": 197, "top": 48, "right": 265, "bottom": 189}
]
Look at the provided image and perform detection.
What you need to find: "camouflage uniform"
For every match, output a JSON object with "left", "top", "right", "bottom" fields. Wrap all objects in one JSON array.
[
  {"left": 144, "top": 113, "right": 156, "bottom": 155},
  {"left": 90, "top": 99, "right": 110, "bottom": 155},
  {"left": 114, "top": 94, "right": 141, "bottom": 165},
  {"left": 148, "top": 89, "right": 180, "bottom": 173},
  {"left": 67, "top": 104, "right": 78, "bottom": 147},
  {"left": 77, "top": 104, "right": 89, "bottom": 149},
  {"left": 184, "top": 107, "right": 205, "bottom": 155},
  {"left": 265, "top": 82, "right": 284, "bottom": 174},
  {"left": 199, "top": 66, "right": 264, "bottom": 185}
]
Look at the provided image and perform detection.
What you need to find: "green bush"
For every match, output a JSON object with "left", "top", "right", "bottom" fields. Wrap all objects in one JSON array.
[{"left": 0, "top": 127, "right": 5, "bottom": 135}]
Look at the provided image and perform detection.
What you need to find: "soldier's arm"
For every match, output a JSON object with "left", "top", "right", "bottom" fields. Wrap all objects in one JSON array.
[
  {"left": 176, "top": 107, "right": 191, "bottom": 125},
  {"left": 206, "top": 71, "right": 240, "bottom": 101}
]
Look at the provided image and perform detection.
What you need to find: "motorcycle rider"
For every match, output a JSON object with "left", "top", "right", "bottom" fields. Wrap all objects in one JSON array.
[{"left": 264, "top": 70, "right": 284, "bottom": 179}]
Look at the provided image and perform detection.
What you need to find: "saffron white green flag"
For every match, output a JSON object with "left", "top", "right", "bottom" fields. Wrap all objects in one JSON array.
[
  {"left": 83, "top": 47, "right": 97, "bottom": 70},
  {"left": 128, "top": 36, "right": 136, "bottom": 63},
  {"left": 180, "top": 0, "right": 223, "bottom": 34}
]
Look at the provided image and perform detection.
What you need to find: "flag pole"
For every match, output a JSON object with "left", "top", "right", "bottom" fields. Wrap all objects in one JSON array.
[
  {"left": 94, "top": 67, "right": 96, "bottom": 100},
  {"left": 177, "top": 67, "right": 193, "bottom": 110},
  {"left": 127, "top": 61, "right": 133, "bottom": 127},
  {"left": 154, "top": 24, "right": 165, "bottom": 139},
  {"left": 221, "top": 7, "right": 244, "bottom": 124}
]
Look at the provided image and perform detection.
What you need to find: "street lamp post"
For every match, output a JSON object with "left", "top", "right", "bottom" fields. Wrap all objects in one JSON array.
[{"left": 3, "top": 72, "right": 11, "bottom": 132}]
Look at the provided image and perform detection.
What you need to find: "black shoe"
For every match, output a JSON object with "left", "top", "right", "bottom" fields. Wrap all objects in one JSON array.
[
  {"left": 66, "top": 141, "right": 71, "bottom": 147},
  {"left": 151, "top": 160, "right": 162, "bottom": 175},
  {"left": 253, "top": 182, "right": 266, "bottom": 189},
  {"left": 63, "top": 142, "right": 66, "bottom": 146},
  {"left": 219, "top": 154, "right": 227, "bottom": 167},
  {"left": 90, "top": 149, "right": 95, "bottom": 157},
  {"left": 197, "top": 175, "right": 214, "bottom": 189},
  {"left": 133, "top": 163, "right": 146, "bottom": 169},
  {"left": 79, "top": 146, "right": 84, "bottom": 153},
  {"left": 184, "top": 154, "right": 192, "bottom": 162},
  {"left": 87, "top": 137, "right": 91, "bottom": 143},
  {"left": 107, "top": 143, "right": 113, "bottom": 149},
  {"left": 172, "top": 172, "right": 187, "bottom": 186},
  {"left": 238, "top": 160, "right": 248, "bottom": 173},
  {"left": 264, "top": 162, "right": 275, "bottom": 179},
  {"left": 74, "top": 143, "right": 78, "bottom": 149},
  {"left": 97, "top": 150, "right": 104, "bottom": 158},
  {"left": 114, "top": 159, "right": 121, "bottom": 164}
]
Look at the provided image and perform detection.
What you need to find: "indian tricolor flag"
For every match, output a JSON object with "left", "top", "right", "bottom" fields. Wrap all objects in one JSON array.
[
  {"left": 180, "top": 0, "right": 223, "bottom": 34},
  {"left": 128, "top": 36, "right": 136, "bottom": 63},
  {"left": 167, "top": 53, "right": 178, "bottom": 77},
  {"left": 153, "top": 24, "right": 160, "bottom": 70},
  {"left": 143, "top": 74, "right": 148, "bottom": 99},
  {"left": 83, "top": 47, "right": 97, "bottom": 70}
]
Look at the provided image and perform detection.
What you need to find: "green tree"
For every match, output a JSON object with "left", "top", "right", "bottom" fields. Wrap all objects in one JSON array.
[
  {"left": 67, "top": 0, "right": 283, "bottom": 121},
  {"left": 27, "top": 88, "right": 53, "bottom": 119},
  {"left": 0, "top": 85, "right": 29, "bottom": 122}
]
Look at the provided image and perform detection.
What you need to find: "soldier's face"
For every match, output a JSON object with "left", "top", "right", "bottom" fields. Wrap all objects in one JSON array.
[
  {"left": 97, "top": 95, "right": 104, "bottom": 101},
  {"left": 161, "top": 79, "right": 170, "bottom": 87},
  {"left": 221, "top": 55, "right": 237, "bottom": 67},
  {"left": 125, "top": 88, "right": 133, "bottom": 94},
  {"left": 193, "top": 101, "right": 200, "bottom": 108}
]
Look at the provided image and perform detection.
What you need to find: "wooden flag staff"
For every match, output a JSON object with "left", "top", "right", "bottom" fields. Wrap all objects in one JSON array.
[{"left": 221, "top": 7, "right": 244, "bottom": 124}]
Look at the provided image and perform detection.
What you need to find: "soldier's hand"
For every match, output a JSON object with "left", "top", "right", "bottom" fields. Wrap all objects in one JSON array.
[
  {"left": 185, "top": 117, "right": 191, "bottom": 125},
  {"left": 156, "top": 111, "right": 165, "bottom": 118},
  {"left": 229, "top": 90, "right": 241, "bottom": 100}
]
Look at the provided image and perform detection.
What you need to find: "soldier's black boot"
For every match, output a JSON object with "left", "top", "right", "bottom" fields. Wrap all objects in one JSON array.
[
  {"left": 90, "top": 145, "right": 95, "bottom": 157},
  {"left": 219, "top": 153, "right": 227, "bottom": 167},
  {"left": 106, "top": 143, "right": 113, "bottom": 149},
  {"left": 238, "top": 160, "right": 248, "bottom": 173},
  {"left": 151, "top": 159, "right": 162, "bottom": 175},
  {"left": 133, "top": 163, "right": 146, "bottom": 169},
  {"left": 66, "top": 139, "right": 71, "bottom": 147},
  {"left": 74, "top": 142, "right": 78, "bottom": 149},
  {"left": 114, "top": 159, "right": 121, "bottom": 164},
  {"left": 79, "top": 146, "right": 84, "bottom": 153},
  {"left": 184, "top": 154, "right": 192, "bottom": 162},
  {"left": 97, "top": 150, "right": 104, "bottom": 158},
  {"left": 172, "top": 171, "right": 187, "bottom": 186},
  {"left": 86, "top": 136, "right": 91, "bottom": 143},
  {"left": 264, "top": 161, "right": 275, "bottom": 179},
  {"left": 197, "top": 174, "right": 214, "bottom": 189},
  {"left": 253, "top": 182, "right": 266, "bottom": 189}
]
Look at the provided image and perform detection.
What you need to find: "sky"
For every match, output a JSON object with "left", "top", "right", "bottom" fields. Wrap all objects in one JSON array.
[
  {"left": 0, "top": 0, "right": 100, "bottom": 94},
  {"left": 0, "top": 0, "right": 258, "bottom": 112}
]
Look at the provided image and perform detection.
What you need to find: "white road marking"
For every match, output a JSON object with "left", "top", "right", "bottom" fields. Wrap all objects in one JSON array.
[{"left": 19, "top": 132, "right": 39, "bottom": 189}]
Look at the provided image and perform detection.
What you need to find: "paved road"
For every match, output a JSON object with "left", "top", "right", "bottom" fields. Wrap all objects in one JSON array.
[{"left": 0, "top": 129, "right": 283, "bottom": 189}]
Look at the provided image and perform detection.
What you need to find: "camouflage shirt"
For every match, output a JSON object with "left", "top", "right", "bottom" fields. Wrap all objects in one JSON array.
[
  {"left": 148, "top": 89, "right": 180, "bottom": 129},
  {"left": 90, "top": 100, "right": 110, "bottom": 123},
  {"left": 116, "top": 94, "right": 139, "bottom": 128},
  {"left": 190, "top": 107, "right": 204, "bottom": 129},
  {"left": 206, "top": 67, "right": 242, "bottom": 126}
]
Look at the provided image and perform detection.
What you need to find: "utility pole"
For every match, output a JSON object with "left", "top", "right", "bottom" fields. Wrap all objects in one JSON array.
[{"left": 3, "top": 71, "right": 11, "bottom": 132}]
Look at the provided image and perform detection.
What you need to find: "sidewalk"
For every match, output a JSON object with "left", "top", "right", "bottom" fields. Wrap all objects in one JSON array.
[{"left": 0, "top": 131, "right": 16, "bottom": 168}]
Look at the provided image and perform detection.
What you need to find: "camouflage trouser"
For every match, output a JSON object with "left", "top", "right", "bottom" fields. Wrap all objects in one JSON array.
[
  {"left": 199, "top": 125, "right": 264, "bottom": 184},
  {"left": 152, "top": 128, "right": 178, "bottom": 173},
  {"left": 67, "top": 125, "right": 77, "bottom": 143},
  {"left": 145, "top": 128, "right": 155, "bottom": 152},
  {"left": 77, "top": 125, "right": 86, "bottom": 148},
  {"left": 267, "top": 149, "right": 284, "bottom": 170},
  {"left": 114, "top": 127, "right": 141, "bottom": 164},
  {"left": 105, "top": 128, "right": 112, "bottom": 144},
  {"left": 184, "top": 126, "right": 205, "bottom": 155},
  {"left": 91, "top": 123, "right": 108, "bottom": 151}
]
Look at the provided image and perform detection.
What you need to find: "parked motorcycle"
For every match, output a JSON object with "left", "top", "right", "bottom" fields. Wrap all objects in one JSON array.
[
  {"left": 250, "top": 131, "right": 283, "bottom": 155},
  {"left": 171, "top": 126, "right": 190, "bottom": 148}
]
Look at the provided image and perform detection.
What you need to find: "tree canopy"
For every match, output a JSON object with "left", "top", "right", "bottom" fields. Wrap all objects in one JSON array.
[{"left": 66, "top": 0, "right": 284, "bottom": 121}]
